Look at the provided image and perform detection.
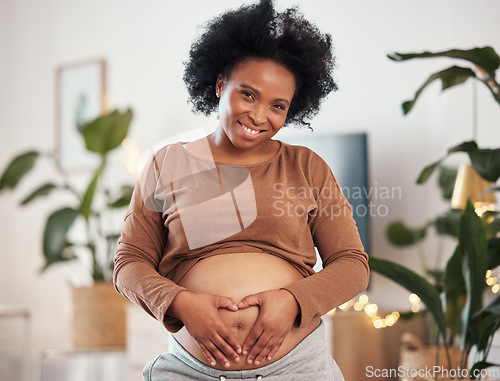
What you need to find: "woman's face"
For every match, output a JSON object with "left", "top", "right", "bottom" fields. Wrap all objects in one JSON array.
[{"left": 215, "top": 58, "right": 296, "bottom": 153}]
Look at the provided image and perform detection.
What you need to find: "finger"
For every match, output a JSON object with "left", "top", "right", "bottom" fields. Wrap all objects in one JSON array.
[
  {"left": 205, "top": 340, "right": 231, "bottom": 368},
  {"left": 266, "top": 336, "right": 285, "bottom": 360},
  {"left": 237, "top": 294, "right": 261, "bottom": 309},
  {"left": 242, "top": 326, "right": 263, "bottom": 355},
  {"left": 246, "top": 334, "right": 270, "bottom": 364},
  {"left": 217, "top": 296, "right": 239, "bottom": 312},
  {"left": 198, "top": 342, "right": 217, "bottom": 367},
  {"left": 214, "top": 332, "right": 241, "bottom": 361},
  {"left": 253, "top": 336, "right": 278, "bottom": 365},
  {"left": 220, "top": 329, "right": 242, "bottom": 356}
]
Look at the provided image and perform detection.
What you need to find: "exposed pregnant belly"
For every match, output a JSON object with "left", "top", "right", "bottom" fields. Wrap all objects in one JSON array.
[{"left": 172, "top": 253, "right": 321, "bottom": 370}]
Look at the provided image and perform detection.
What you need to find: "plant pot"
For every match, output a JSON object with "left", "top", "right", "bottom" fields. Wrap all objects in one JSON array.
[
  {"left": 399, "top": 332, "right": 463, "bottom": 381},
  {"left": 71, "top": 282, "right": 128, "bottom": 348}
]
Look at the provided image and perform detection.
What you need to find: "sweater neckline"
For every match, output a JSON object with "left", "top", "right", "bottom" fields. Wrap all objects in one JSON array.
[{"left": 177, "top": 139, "right": 285, "bottom": 167}]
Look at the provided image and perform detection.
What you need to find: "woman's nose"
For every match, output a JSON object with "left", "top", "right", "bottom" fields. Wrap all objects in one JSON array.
[{"left": 248, "top": 104, "right": 267, "bottom": 125}]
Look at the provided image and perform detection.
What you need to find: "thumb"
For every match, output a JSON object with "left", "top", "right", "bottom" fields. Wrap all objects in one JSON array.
[
  {"left": 216, "top": 296, "right": 239, "bottom": 311},
  {"left": 237, "top": 293, "right": 262, "bottom": 309}
]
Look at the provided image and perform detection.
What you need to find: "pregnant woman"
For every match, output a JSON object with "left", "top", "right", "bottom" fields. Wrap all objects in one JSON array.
[{"left": 113, "top": 1, "right": 369, "bottom": 380}]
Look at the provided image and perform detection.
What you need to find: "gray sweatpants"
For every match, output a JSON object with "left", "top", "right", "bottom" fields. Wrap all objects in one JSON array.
[{"left": 143, "top": 320, "right": 344, "bottom": 380}]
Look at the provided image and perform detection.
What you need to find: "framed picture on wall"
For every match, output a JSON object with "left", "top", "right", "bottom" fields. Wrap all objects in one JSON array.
[{"left": 55, "top": 59, "right": 107, "bottom": 171}]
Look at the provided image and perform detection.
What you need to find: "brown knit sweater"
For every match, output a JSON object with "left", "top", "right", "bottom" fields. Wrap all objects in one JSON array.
[{"left": 113, "top": 139, "right": 369, "bottom": 332}]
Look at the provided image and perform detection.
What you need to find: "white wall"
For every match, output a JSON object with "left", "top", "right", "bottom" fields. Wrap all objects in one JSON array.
[{"left": 1, "top": 0, "right": 500, "bottom": 377}]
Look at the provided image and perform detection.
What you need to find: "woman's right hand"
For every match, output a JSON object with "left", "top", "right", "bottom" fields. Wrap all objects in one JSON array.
[{"left": 167, "top": 290, "right": 242, "bottom": 368}]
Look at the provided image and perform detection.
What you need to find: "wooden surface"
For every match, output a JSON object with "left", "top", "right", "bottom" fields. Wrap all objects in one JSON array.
[{"left": 329, "top": 310, "right": 427, "bottom": 381}]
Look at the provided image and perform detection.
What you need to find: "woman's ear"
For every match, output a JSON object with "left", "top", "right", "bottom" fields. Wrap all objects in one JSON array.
[{"left": 215, "top": 75, "right": 225, "bottom": 98}]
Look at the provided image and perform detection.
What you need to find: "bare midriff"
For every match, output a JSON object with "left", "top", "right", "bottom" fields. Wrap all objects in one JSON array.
[{"left": 172, "top": 253, "right": 321, "bottom": 370}]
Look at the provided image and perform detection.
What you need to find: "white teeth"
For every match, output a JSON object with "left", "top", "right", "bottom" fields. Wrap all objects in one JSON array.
[{"left": 242, "top": 125, "right": 260, "bottom": 135}]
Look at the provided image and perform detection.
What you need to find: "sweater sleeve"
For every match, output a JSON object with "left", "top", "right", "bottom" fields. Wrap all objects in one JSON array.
[
  {"left": 113, "top": 152, "right": 188, "bottom": 333},
  {"left": 281, "top": 153, "right": 370, "bottom": 328}
]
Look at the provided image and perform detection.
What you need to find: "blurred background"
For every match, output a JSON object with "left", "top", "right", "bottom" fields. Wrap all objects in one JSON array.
[{"left": 1, "top": 0, "right": 500, "bottom": 380}]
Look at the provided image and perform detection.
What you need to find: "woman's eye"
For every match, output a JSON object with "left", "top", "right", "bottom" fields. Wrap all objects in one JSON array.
[
  {"left": 242, "top": 91, "right": 253, "bottom": 99},
  {"left": 273, "top": 104, "right": 285, "bottom": 110}
]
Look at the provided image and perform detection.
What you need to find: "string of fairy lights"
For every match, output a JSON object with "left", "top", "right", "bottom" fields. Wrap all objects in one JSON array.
[
  {"left": 486, "top": 270, "right": 500, "bottom": 293},
  {"left": 331, "top": 271, "right": 499, "bottom": 329},
  {"left": 327, "top": 293, "right": 417, "bottom": 329}
]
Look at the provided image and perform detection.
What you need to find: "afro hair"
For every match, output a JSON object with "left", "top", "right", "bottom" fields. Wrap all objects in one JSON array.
[{"left": 183, "top": 0, "right": 337, "bottom": 127}]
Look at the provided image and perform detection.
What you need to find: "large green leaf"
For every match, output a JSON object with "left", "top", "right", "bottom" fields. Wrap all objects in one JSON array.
[
  {"left": 438, "top": 166, "right": 458, "bottom": 200},
  {"left": 0, "top": 151, "right": 39, "bottom": 191},
  {"left": 416, "top": 141, "right": 478, "bottom": 185},
  {"left": 80, "top": 109, "right": 133, "bottom": 154},
  {"left": 487, "top": 238, "right": 500, "bottom": 269},
  {"left": 459, "top": 201, "right": 489, "bottom": 351},
  {"left": 388, "top": 47, "right": 500, "bottom": 79},
  {"left": 442, "top": 246, "right": 465, "bottom": 334},
  {"left": 20, "top": 183, "right": 57, "bottom": 205},
  {"left": 417, "top": 160, "right": 442, "bottom": 184},
  {"left": 470, "top": 361, "right": 500, "bottom": 380},
  {"left": 470, "top": 296, "right": 500, "bottom": 355},
  {"left": 108, "top": 185, "right": 134, "bottom": 208},
  {"left": 448, "top": 140, "right": 478, "bottom": 154},
  {"left": 42, "top": 207, "right": 79, "bottom": 271},
  {"left": 401, "top": 66, "right": 476, "bottom": 114},
  {"left": 468, "top": 149, "right": 500, "bottom": 183},
  {"left": 435, "top": 209, "right": 461, "bottom": 238},
  {"left": 80, "top": 164, "right": 104, "bottom": 220},
  {"left": 369, "top": 257, "right": 447, "bottom": 339},
  {"left": 443, "top": 246, "right": 464, "bottom": 293},
  {"left": 386, "top": 220, "right": 428, "bottom": 246}
]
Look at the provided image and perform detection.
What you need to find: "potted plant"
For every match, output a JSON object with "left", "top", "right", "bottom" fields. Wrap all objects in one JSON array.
[
  {"left": 0, "top": 109, "right": 134, "bottom": 347},
  {"left": 369, "top": 47, "right": 500, "bottom": 379}
]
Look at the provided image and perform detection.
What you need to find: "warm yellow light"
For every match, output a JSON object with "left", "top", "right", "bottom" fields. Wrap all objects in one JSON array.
[
  {"left": 475, "top": 204, "right": 495, "bottom": 217},
  {"left": 451, "top": 163, "right": 496, "bottom": 211},
  {"left": 354, "top": 302, "right": 364, "bottom": 311},
  {"left": 409, "top": 293, "right": 420, "bottom": 304},
  {"left": 358, "top": 294, "right": 369, "bottom": 304},
  {"left": 487, "top": 277, "right": 498, "bottom": 286},
  {"left": 386, "top": 315, "right": 396, "bottom": 326},
  {"left": 486, "top": 270, "right": 492, "bottom": 278},
  {"left": 411, "top": 305, "right": 420, "bottom": 313},
  {"left": 366, "top": 304, "right": 378, "bottom": 313},
  {"left": 333, "top": 294, "right": 403, "bottom": 329},
  {"left": 493, "top": 284, "right": 500, "bottom": 294}
]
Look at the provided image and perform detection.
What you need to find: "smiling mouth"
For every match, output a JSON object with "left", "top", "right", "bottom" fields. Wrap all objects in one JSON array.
[{"left": 239, "top": 122, "right": 265, "bottom": 135}]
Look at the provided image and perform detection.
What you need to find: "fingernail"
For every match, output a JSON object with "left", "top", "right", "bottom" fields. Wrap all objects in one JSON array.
[
  {"left": 210, "top": 360, "right": 216, "bottom": 366},
  {"left": 234, "top": 357, "right": 240, "bottom": 362},
  {"left": 255, "top": 360, "right": 260, "bottom": 365},
  {"left": 267, "top": 356, "right": 272, "bottom": 360},
  {"left": 243, "top": 350, "right": 248, "bottom": 355},
  {"left": 237, "top": 348, "right": 242, "bottom": 354},
  {"left": 224, "top": 362, "right": 230, "bottom": 368},
  {"left": 247, "top": 358, "right": 253, "bottom": 364}
]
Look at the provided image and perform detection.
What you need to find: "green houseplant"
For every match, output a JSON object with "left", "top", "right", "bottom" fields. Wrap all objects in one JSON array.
[
  {"left": 369, "top": 47, "right": 500, "bottom": 378},
  {"left": 0, "top": 108, "right": 134, "bottom": 347}
]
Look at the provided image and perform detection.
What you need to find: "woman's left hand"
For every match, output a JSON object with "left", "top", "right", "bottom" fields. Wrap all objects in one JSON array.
[{"left": 237, "top": 289, "right": 299, "bottom": 365}]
